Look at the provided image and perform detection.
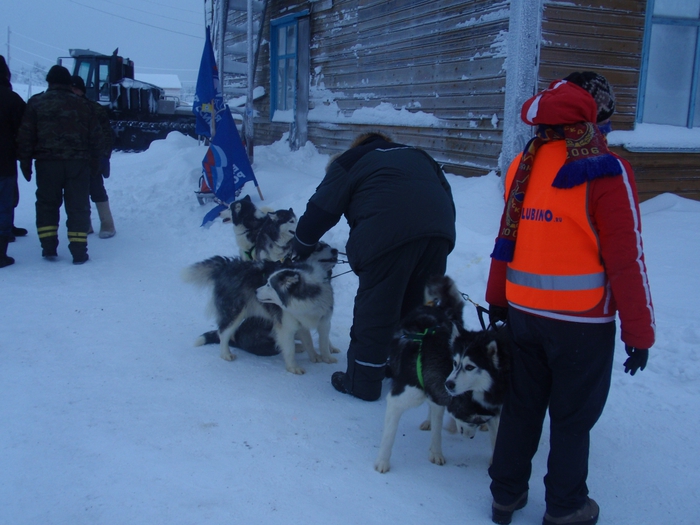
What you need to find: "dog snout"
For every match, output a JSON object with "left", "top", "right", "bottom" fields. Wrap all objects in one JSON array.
[{"left": 445, "top": 380, "right": 456, "bottom": 393}]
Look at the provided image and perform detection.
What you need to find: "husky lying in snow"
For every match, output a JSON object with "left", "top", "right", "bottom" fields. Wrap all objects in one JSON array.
[
  {"left": 220, "top": 195, "right": 297, "bottom": 262},
  {"left": 374, "top": 275, "right": 511, "bottom": 473},
  {"left": 183, "top": 243, "right": 339, "bottom": 374}
]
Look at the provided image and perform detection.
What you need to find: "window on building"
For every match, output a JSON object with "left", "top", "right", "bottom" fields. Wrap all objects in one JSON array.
[
  {"left": 639, "top": 0, "right": 700, "bottom": 128},
  {"left": 270, "top": 17, "right": 298, "bottom": 121}
]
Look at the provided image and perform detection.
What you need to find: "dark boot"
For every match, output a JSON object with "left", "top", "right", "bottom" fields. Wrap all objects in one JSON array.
[
  {"left": 12, "top": 226, "right": 28, "bottom": 237},
  {"left": 69, "top": 243, "right": 89, "bottom": 265},
  {"left": 492, "top": 491, "right": 528, "bottom": 524},
  {"left": 41, "top": 237, "right": 58, "bottom": 259},
  {"left": 0, "top": 236, "right": 15, "bottom": 268}
]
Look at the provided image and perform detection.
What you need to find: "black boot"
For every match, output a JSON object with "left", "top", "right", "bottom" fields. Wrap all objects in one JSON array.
[
  {"left": 12, "top": 226, "right": 28, "bottom": 237},
  {"left": 41, "top": 239, "right": 58, "bottom": 259},
  {"left": 69, "top": 242, "right": 89, "bottom": 265},
  {"left": 0, "top": 236, "right": 15, "bottom": 268}
]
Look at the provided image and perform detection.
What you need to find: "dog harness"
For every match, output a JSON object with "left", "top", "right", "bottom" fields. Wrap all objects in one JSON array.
[{"left": 401, "top": 327, "right": 438, "bottom": 390}]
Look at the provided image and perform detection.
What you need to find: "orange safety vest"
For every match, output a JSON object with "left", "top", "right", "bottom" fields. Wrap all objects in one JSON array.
[{"left": 504, "top": 141, "right": 606, "bottom": 313}]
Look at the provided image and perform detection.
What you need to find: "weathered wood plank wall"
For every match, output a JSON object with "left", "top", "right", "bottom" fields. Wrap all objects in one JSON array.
[
  {"left": 231, "top": 0, "right": 700, "bottom": 201},
  {"left": 253, "top": 0, "right": 510, "bottom": 177}
]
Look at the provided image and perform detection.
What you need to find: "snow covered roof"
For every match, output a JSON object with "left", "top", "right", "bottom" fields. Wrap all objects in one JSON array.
[{"left": 134, "top": 74, "right": 182, "bottom": 90}]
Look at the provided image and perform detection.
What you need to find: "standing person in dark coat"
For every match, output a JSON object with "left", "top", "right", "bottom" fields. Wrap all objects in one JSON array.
[
  {"left": 0, "top": 55, "right": 26, "bottom": 268},
  {"left": 17, "top": 65, "right": 103, "bottom": 264},
  {"left": 292, "top": 132, "right": 457, "bottom": 401},
  {"left": 71, "top": 75, "right": 116, "bottom": 238}
]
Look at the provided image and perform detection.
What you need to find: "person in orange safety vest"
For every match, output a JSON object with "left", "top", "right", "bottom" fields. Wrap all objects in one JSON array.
[{"left": 485, "top": 72, "right": 655, "bottom": 525}]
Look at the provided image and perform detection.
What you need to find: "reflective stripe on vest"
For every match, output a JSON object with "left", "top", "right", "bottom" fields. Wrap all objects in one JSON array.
[
  {"left": 507, "top": 268, "right": 606, "bottom": 291},
  {"left": 504, "top": 141, "right": 606, "bottom": 313}
]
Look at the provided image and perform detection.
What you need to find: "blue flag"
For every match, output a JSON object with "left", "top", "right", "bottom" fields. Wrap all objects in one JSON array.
[
  {"left": 193, "top": 27, "right": 225, "bottom": 137},
  {"left": 194, "top": 27, "right": 259, "bottom": 226}
]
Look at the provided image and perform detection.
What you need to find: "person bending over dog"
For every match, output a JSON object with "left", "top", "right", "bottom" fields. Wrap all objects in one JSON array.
[
  {"left": 485, "top": 72, "right": 655, "bottom": 525},
  {"left": 291, "top": 131, "right": 456, "bottom": 401}
]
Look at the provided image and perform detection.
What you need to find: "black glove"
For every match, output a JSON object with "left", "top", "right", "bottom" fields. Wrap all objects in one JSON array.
[
  {"left": 290, "top": 236, "right": 316, "bottom": 262},
  {"left": 100, "top": 157, "right": 111, "bottom": 178},
  {"left": 623, "top": 345, "right": 648, "bottom": 375},
  {"left": 20, "top": 159, "right": 32, "bottom": 182},
  {"left": 488, "top": 305, "right": 508, "bottom": 327}
]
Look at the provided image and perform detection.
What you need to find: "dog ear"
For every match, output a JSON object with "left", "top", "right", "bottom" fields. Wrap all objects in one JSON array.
[
  {"left": 279, "top": 272, "right": 301, "bottom": 290},
  {"left": 487, "top": 340, "right": 500, "bottom": 369}
]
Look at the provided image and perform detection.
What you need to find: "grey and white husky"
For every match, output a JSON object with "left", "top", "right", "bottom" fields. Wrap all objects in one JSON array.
[
  {"left": 183, "top": 243, "right": 338, "bottom": 374},
  {"left": 220, "top": 195, "right": 297, "bottom": 262}
]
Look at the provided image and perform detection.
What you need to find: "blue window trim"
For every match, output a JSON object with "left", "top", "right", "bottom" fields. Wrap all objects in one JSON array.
[
  {"left": 637, "top": 0, "right": 700, "bottom": 128},
  {"left": 270, "top": 10, "right": 309, "bottom": 119}
]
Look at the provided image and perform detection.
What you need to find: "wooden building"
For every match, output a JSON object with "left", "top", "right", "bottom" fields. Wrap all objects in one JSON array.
[{"left": 206, "top": 0, "right": 700, "bottom": 201}]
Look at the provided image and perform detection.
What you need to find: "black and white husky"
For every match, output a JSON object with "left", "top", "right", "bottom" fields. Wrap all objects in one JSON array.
[
  {"left": 220, "top": 195, "right": 297, "bottom": 261},
  {"left": 183, "top": 243, "right": 338, "bottom": 374},
  {"left": 375, "top": 275, "right": 474, "bottom": 473},
  {"left": 444, "top": 325, "right": 511, "bottom": 457}
]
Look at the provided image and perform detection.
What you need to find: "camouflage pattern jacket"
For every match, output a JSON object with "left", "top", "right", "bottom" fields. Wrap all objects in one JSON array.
[{"left": 17, "top": 85, "right": 103, "bottom": 162}]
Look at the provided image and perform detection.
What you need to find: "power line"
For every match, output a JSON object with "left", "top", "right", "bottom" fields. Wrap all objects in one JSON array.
[
  {"left": 138, "top": 0, "right": 202, "bottom": 15},
  {"left": 93, "top": 0, "right": 202, "bottom": 27},
  {"left": 67, "top": 0, "right": 204, "bottom": 40},
  {"left": 10, "top": 30, "right": 67, "bottom": 52},
  {"left": 9, "top": 44, "right": 57, "bottom": 64}
]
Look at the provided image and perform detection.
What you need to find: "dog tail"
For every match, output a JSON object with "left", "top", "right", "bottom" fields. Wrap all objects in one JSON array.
[
  {"left": 182, "top": 256, "right": 237, "bottom": 287},
  {"left": 424, "top": 275, "right": 465, "bottom": 326},
  {"left": 194, "top": 330, "right": 220, "bottom": 346}
]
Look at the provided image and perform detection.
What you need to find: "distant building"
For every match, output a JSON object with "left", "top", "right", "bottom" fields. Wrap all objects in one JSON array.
[{"left": 135, "top": 74, "right": 182, "bottom": 101}]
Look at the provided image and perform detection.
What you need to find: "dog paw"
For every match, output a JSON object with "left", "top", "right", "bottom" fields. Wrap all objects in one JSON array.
[
  {"left": 307, "top": 352, "right": 322, "bottom": 363},
  {"left": 419, "top": 420, "right": 431, "bottom": 431},
  {"left": 220, "top": 352, "right": 237, "bottom": 361},
  {"left": 429, "top": 452, "right": 446, "bottom": 466},
  {"left": 374, "top": 460, "right": 391, "bottom": 473},
  {"left": 321, "top": 355, "right": 338, "bottom": 364},
  {"left": 330, "top": 345, "right": 341, "bottom": 354},
  {"left": 286, "top": 365, "right": 306, "bottom": 375}
]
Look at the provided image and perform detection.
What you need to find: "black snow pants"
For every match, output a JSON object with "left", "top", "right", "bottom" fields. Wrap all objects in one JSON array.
[
  {"left": 342, "top": 236, "right": 452, "bottom": 401},
  {"left": 489, "top": 307, "right": 615, "bottom": 518},
  {"left": 35, "top": 159, "right": 92, "bottom": 257}
]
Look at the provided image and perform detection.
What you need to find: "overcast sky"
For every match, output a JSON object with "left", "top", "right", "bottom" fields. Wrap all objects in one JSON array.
[{"left": 1, "top": 0, "right": 206, "bottom": 86}]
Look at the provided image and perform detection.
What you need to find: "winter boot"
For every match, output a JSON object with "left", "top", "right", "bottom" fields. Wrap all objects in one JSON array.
[
  {"left": 543, "top": 498, "right": 599, "bottom": 525},
  {"left": 96, "top": 201, "right": 116, "bottom": 239},
  {"left": 12, "top": 226, "right": 28, "bottom": 237},
  {"left": 0, "top": 236, "right": 15, "bottom": 268},
  {"left": 492, "top": 491, "right": 528, "bottom": 524},
  {"left": 40, "top": 235, "right": 59, "bottom": 260}
]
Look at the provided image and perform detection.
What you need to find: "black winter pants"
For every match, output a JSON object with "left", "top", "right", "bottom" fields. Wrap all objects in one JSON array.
[
  {"left": 343, "top": 237, "right": 452, "bottom": 401},
  {"left": 35, "top": 159, "right": 91, "bottom": 256},
  {"left": 489, "top": 307, "right": 615, "bottom": 517}
]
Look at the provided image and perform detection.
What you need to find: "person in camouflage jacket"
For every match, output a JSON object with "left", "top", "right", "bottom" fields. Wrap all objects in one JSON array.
[
  {"left": 17, "top": 65, "right": 103, "bottom": 264},
  {"left": 71, "top": 75, "right": 117, "bottom": 239}
]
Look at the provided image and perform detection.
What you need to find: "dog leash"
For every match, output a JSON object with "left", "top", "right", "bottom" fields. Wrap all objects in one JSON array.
[{"left": 460, "top": 291, "right": 492, "bottom": 331}]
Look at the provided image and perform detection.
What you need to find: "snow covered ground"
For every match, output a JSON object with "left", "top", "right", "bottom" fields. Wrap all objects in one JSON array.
[{"left": 1, "top": 132, "right": 699, "bottom": 525}]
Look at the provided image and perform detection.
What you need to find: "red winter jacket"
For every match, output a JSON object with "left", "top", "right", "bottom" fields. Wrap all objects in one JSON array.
[{"left": 486, "top": 80, "right": 656, "bottom": 350}]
